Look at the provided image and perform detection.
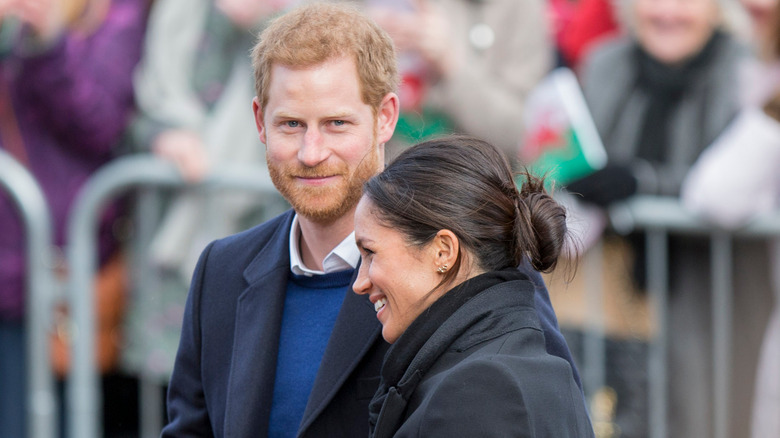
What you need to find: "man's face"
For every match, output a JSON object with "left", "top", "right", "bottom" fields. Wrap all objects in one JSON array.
[{"left": 253, "top": 56, "right": 398, "bottom": 224}]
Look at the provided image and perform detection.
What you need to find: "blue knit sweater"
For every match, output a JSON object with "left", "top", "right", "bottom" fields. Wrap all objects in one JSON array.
[{"left": 267, "top": 269, "right": 354, "bottom": 437}]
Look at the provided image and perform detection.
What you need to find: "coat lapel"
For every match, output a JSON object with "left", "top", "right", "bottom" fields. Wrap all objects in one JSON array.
[
  {"left": 297, "top": 269, "right": 383, "bottom": 435},
  {"left": 372, "top": 387, "right": 409, "bottom": 438},
  {"left": 223, "top": 213, "right": 293, "bottom": 437}
]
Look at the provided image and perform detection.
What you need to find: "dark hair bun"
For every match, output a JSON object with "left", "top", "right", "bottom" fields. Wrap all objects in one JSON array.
[{"left": 516, "top": 172, "right": 567, "bottom": 272}]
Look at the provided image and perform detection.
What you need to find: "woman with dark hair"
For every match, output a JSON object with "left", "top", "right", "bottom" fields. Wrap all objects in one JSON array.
[{"left": 352, "top": 136, "right": 594, "bottom": 437}]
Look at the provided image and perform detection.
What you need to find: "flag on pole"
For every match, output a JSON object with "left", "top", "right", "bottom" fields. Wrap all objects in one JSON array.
[{"left": 519, "top": 67, "right": 607, "bottom": 187}]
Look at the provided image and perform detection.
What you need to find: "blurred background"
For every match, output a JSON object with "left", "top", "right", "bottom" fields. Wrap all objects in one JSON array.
[{"left": 2, "top": 0, "right": 779, "bottom": 437}]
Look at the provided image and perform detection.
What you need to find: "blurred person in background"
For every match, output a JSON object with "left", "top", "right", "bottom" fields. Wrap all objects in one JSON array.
[
  {"left": 561, "top": 0, "right": 775, "bottom": 436},
  {"left": 363, "top": 0, "right": 553, "bottom": 161},
  {"left": 124, "top": 0, "right": 293, "bottom": 392},
  {"left": 577, "top": 0, "right": 744, "bottom": 195},
  {"left": 0, "top": 0, "right": 149, "bottom": 436},
  {"left": 683, "top": 0, "right": 780, "bottom": 436}
]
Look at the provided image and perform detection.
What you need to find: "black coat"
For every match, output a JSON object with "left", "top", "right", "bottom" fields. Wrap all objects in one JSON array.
[{"left": 370, "top": 277, "right": 594, "bottom": 438}]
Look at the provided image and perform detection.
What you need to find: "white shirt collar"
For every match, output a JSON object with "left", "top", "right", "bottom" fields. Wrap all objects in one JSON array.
[{"left": 289, "top": 214, "right": 360, "bottom": 276}]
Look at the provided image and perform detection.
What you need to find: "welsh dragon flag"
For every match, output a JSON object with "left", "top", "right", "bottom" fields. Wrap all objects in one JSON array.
[{"left": 519, "top": 67, "right": 607, "bottom": 187}]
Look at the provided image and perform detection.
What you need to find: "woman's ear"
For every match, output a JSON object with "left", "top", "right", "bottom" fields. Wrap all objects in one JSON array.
[{"left": 432, "top": 229, "right": 459, "bottom": 271}]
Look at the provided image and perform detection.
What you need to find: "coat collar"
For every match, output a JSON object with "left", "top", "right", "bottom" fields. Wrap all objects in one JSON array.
[
  {"left": 369, "top": 279, "right": 539, "bottom": 437},
  {"left": 243, "top": 210, "right": 295, "bottom": 285}
]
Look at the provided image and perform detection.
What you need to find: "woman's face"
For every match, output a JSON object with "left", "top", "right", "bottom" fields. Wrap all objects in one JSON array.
[
  {"left": 634, "top": 0, "right": 721, "bottom": 64},
  {"left": 740, "top": 0, "right": 778, "bottom": 43},
  {"left": 352, "top": 197, "right": 445, "bottom": 344}
]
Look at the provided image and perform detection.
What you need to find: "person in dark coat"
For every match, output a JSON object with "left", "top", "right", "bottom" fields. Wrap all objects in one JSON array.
[{"left": 353, "top": 135, "right": 594, "bottom": 437}]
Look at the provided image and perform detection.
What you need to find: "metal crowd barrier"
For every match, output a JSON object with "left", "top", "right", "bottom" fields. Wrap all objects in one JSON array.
[
  {"left": 0, "top": 149, "right": 57, "bottom": 438},
  {"left": 608, "top": 195, "right": 780, "bottom": 438},
  {"left": 65, "top": 154, "right": 281, "bottom": 438}
]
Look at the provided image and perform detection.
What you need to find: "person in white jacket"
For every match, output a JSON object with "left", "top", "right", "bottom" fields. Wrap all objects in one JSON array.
[{"left": 682, "top": 1, "right": 780, "bottom": 435}]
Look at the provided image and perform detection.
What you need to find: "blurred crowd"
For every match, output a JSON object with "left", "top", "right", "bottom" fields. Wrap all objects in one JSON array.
[{"left": 1, "top": 0, "right": 779, "bottom": 436}]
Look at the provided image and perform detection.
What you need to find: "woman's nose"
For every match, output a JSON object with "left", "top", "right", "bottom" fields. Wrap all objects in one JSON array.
[{"left": 352, "top": 264, "right": 371, "bottom": 295}]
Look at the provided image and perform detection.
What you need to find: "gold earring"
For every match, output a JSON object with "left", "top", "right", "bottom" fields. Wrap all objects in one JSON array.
[{"left": 437, "top": 264, "right": 448, "bottom": 274}]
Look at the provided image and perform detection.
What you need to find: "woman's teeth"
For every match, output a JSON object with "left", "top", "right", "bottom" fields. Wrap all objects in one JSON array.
[{"left": 374, "top": 297, "right": 388, "bottom": 313}]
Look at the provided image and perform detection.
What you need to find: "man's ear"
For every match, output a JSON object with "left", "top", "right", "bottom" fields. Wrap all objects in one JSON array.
[
  {"left": 432, "top": 229, "right": 459, "bottom": 270},
  {"left": 252, "top": 97, "right": 267, "bottom": 145},
  {"left": 375, "top": 92, "right": 400, "bottom": 145}
]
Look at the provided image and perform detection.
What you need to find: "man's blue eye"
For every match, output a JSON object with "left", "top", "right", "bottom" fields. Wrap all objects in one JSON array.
[{"left": 286, "top": 121, "right": 299, "bottom": 127}]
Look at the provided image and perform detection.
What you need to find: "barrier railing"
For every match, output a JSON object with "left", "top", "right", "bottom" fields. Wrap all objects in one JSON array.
[
  {"left": 64, "top": 154, "right": 281, "bottom": 438},
  {"left": 0, "top": 149, "right": 57, "bottom": 438},
  {"left": 608, "top": 195, "right": 780, "bottom": 438}
]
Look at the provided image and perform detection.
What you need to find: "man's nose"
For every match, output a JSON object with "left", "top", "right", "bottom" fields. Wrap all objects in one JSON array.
[{"left": 298, "top": 128, "right": 329, "bottom": 167}]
